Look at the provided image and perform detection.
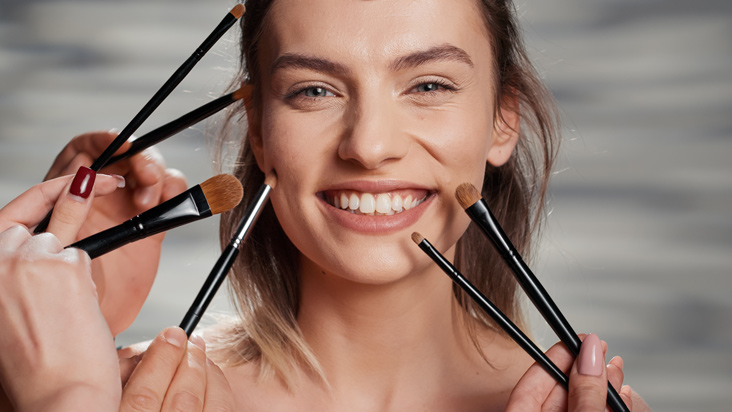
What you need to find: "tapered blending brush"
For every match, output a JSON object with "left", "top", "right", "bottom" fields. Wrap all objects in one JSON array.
[
  {"left": 34, "top": 4, "right": 245, "bottom": 234},
  {"left": 180, "top": 172, "right": 276, "bottom": 336},
  {"left": 411, "top": 232, "right": 569, "bottom": 388},
  {"left": 455, "top": 182, "right": 629, "bottom": 412},
  {"left": 106, "top": 85, "right": 250, "bottom": 166},
  {"left": 68, "top": 174, "right": 243, "bottom": 259}
]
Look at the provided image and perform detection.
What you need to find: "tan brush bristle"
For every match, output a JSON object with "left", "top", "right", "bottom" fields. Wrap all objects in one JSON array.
[
  {"left": 411, "top": 232, "right": 425, "bottom": 244},
  {"left": 232, "top": 83, "right": 251, "bottom": 101},
  {"left": 264, "top": 170, "right": 277, "bottom": 189},
  {"left": 200, "top": 174, "right": 243, "bottom": 215},
  {"left": 230, "top": 4, "right": 246, "bottom": 19},
  {"left": 455, "top": 182, "right": 482, "bottom": 209}
]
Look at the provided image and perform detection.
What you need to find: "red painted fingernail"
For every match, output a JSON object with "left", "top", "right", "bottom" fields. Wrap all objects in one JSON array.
[
  {"left": 69, "top": 166, "right": 96, "bottom": 201},
  {"left": 578, "top": 333, "right": 604, "bottom": 376}
]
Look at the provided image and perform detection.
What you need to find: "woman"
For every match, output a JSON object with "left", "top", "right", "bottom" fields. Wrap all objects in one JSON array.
[{"left": 0, "top": 0, "right": 648, "bottom": 410}]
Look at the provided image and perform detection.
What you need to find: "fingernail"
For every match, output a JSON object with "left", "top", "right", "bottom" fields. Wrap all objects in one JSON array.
[
  {"left": 162, "top": 327, "right": 186, "bottom": 348},
  {"left": 578, "top": 333, "right": 604, "bottom": 376},
  {"left": 108, "top": 128, "right": 120, "bottom": 134},
  {"left": 111, "top": 174, "right": 126, "bottom": 188},
  {"left": 189, "top": 334, "right": 206, "bottom": 351},
  {"left": 69, "top": 166, "right": 96, "bottom": 201}
]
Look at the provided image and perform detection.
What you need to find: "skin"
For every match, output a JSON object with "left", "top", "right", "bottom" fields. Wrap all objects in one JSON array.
[
  {"left": 0, "top": 0, "right": 649, "bottom": 410},
  {"left": 226, "top": 0, "right": 531, "bottom": 410}
]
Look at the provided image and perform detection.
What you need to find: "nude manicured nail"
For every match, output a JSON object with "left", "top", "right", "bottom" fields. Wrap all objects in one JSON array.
[
  {"left": 163, "top": 327, "right": 186, "bottom": 348},
  {"left": 578, "top": 333, "right": 604, "bottom": 376},
  {"left": 69, "top": 166, "right": 96, "bottom": 201}
]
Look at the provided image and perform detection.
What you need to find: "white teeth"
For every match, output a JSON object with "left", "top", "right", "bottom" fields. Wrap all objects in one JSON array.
[
  {"left": 329, "top": 191, "right": 426, "bottom": 215},
  {"left": 359, "top": 193, "right": 376, "bottom": 214},
  {"left": 375, "top": 194, "right": 391, "bottom": 214},
  {"left": 391, "top": 194, "right": 403, "bottom": 212},
  {"left": 348, "top": 193, "right": 360, "bottom": 210}
]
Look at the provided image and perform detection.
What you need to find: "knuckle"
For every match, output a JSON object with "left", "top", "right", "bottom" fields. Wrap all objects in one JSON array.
[
  {"left": 124, "top": 387, "right": 162, "bottom": 412},
  {"left": 169, "top": 390, "right": 204, "bottom": 412}
]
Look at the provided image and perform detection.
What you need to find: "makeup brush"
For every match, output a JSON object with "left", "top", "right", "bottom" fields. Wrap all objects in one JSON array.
[
  {"left": 34, "top": 4, "right": 245, "bottom": 234},
  {"left": 89, "top": 4, "right": 245, "bottom": 172},
  {"left": 180, "top": 172, "right": 276, "bottom": 336},
  {"left": 455, "top": 182, "right": 629, "bottom": 412},
  {"left": 67, "top": 174, "right": 242, "bottom": 259},
  {"left": 106, "top": 85, "right": 250, "bottom": 167},
  {"left": 411, "top": 232, "right": 568, "bottom": 389}
]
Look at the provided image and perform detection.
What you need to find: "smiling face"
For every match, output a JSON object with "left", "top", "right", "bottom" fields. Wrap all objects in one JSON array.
[{"left": 249, "top": 0, "right": 518, "bottom": 284}]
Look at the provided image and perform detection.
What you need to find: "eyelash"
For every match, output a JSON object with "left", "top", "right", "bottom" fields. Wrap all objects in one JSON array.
[
  {"left": 286, "top": 84, "right": 335, "bottom": 100},
  {"left": 285, "top": 78, "right": 457, "bottom": 101},
  {"left": 409, "top": 79, "right": 456, "bottom": 94}
]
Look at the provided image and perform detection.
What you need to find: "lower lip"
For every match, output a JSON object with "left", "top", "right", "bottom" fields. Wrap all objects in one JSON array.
[{"left": 319, "top": 194, "right": 434, "bottom": 234}]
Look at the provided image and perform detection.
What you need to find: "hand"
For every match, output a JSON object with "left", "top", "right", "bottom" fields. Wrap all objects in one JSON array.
[
  {"left": 505, "top": 334, "right": 650, "bottom": 412},
  {"left": 118, "top": 327, "right": 236, "bottom": 412},
  {"left": 44, "top": 130, "right": 188, "bottom": 335},
  {"left": 0, "top": 170, "right": 124, "bottom": 412}
]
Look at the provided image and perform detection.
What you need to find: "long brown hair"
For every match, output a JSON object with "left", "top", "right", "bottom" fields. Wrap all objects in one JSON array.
[{"left": 209, "top": 0, "right": 560, "bottom": 383}]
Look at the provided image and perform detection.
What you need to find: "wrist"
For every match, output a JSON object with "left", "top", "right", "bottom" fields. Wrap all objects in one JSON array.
[{"left": 16, "top": 382, "right": 120, "bottom": 412}]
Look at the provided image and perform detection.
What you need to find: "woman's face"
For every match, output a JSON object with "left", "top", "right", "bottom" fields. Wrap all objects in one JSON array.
[{"left": 251, "top": 0, "right": 517, "bottom": 283}]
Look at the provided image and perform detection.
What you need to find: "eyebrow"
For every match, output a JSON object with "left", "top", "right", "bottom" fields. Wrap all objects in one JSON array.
[
  {"left": 271, "top": 54, "right": 351, "bottom": 75},
  {"left": 270, "top": 44, "right": 474, "bottom": 75},
  {"left": 389, "top": 44, "right": 474, "bottom": 71}
]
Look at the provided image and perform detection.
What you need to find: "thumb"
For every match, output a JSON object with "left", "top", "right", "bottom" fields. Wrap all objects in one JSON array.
[{"left": 568, "top": 333, "right": 608, "bottom": 412}]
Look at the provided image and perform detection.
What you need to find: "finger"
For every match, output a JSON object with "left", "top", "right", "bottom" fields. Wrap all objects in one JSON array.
[
  {"left": 119, "top": 354, "right": 143, "bottom": 388},
  {"left": 504, "top": 340, "right": 575, "bottom": 411},
  {"left": 606, "top": 356, "right": 624, "bottom": 396},
  {"left": 161, "top": 334, "right": 207, "bottom": 412},
  {"left": 129, "top": 148, "right": 166, "bottom": 209},
  {"left": 0, "top": 225, "right": 32, "bottom": 252},
  {"left": 45, "top": 167, "right": 97, "bottom": 245},
  {"left": 203, "top": 357, "right": 236, "bottom": 412},
  {"left": 0, "top": 174, "right": 124, "bottom": 233},
  {"left": 120, "top": 327, "right": 187, "bottom": 412},
  {"left": 568, "top": 333, "right": 607, "bottom": 412},
  {"left": 620, "top": 385, "right": 634, "bottom": 411},
  {"left": 46, "top": 131, "right": 131, "bottom": 180},
  {"left": 161, "top": 168, "right": 188, "bottom": 202}
]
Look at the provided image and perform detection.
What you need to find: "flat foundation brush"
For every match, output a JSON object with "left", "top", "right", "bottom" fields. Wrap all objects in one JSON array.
[
  {"left": 455, "top": 182, "right": 629, "bottom": 412},
  {"left": 67, "top": 174, "right": 242, "bottom": 259},
  {"left": 412, "top": 232, "right": 569, "bottom": 388},
  {"left": 179, "top": 172, "right": 276, "bottom": 336}
]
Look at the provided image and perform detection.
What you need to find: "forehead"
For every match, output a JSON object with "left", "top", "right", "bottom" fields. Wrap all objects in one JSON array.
[{"left": 260, "top": 0, "right": 492, "bottom": 69}]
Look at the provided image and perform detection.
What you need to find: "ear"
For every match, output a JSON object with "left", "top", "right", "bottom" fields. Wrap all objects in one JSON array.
[
  {"left": 486, "top": 95, "right": 520, "bottom": 167},
  {"left": 242, "top": 83, "right": 266, "bottom": 172}
]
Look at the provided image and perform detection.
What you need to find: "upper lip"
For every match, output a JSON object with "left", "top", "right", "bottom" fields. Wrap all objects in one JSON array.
[{"left": 318, "top": 179, "right": 435, "bottom": 193}]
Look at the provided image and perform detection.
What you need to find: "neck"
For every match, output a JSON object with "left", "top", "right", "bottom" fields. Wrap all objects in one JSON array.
[{"left": 296, "top": 247, "right": 478, "bottom": 398}]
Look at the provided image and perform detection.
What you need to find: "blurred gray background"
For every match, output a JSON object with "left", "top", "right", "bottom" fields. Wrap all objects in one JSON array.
[{"left": 1, "top": 0, "right": 730, "bottom": 410}]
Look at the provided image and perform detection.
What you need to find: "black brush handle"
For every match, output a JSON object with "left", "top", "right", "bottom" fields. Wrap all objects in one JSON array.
[
  {"left": 416, "top": 237, "right": 568, "bottom": 388},
  {"left": 465, "top": 200, "right": 629, "bottom": 412},
  {"left": 106, "top": 91, "right": 238, "bottom": 166},
  {"left": 68, "top": 185, "right": 210, "bottom": 259},
  {"left": 180, "top": 244, "right": 238, "bottom": 336}
]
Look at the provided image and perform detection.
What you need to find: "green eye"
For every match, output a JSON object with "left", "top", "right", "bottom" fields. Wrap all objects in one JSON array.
[
  {"left": 416, "top": 83, "right": 442, "bottom": 93},
  {"left": 302, "top": 87, "right": 331, "bottom": 97}
]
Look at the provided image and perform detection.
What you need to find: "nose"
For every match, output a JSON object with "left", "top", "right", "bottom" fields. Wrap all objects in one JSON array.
[{"left": 337, "top": 96, "right": 410, "bottom": 169}]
